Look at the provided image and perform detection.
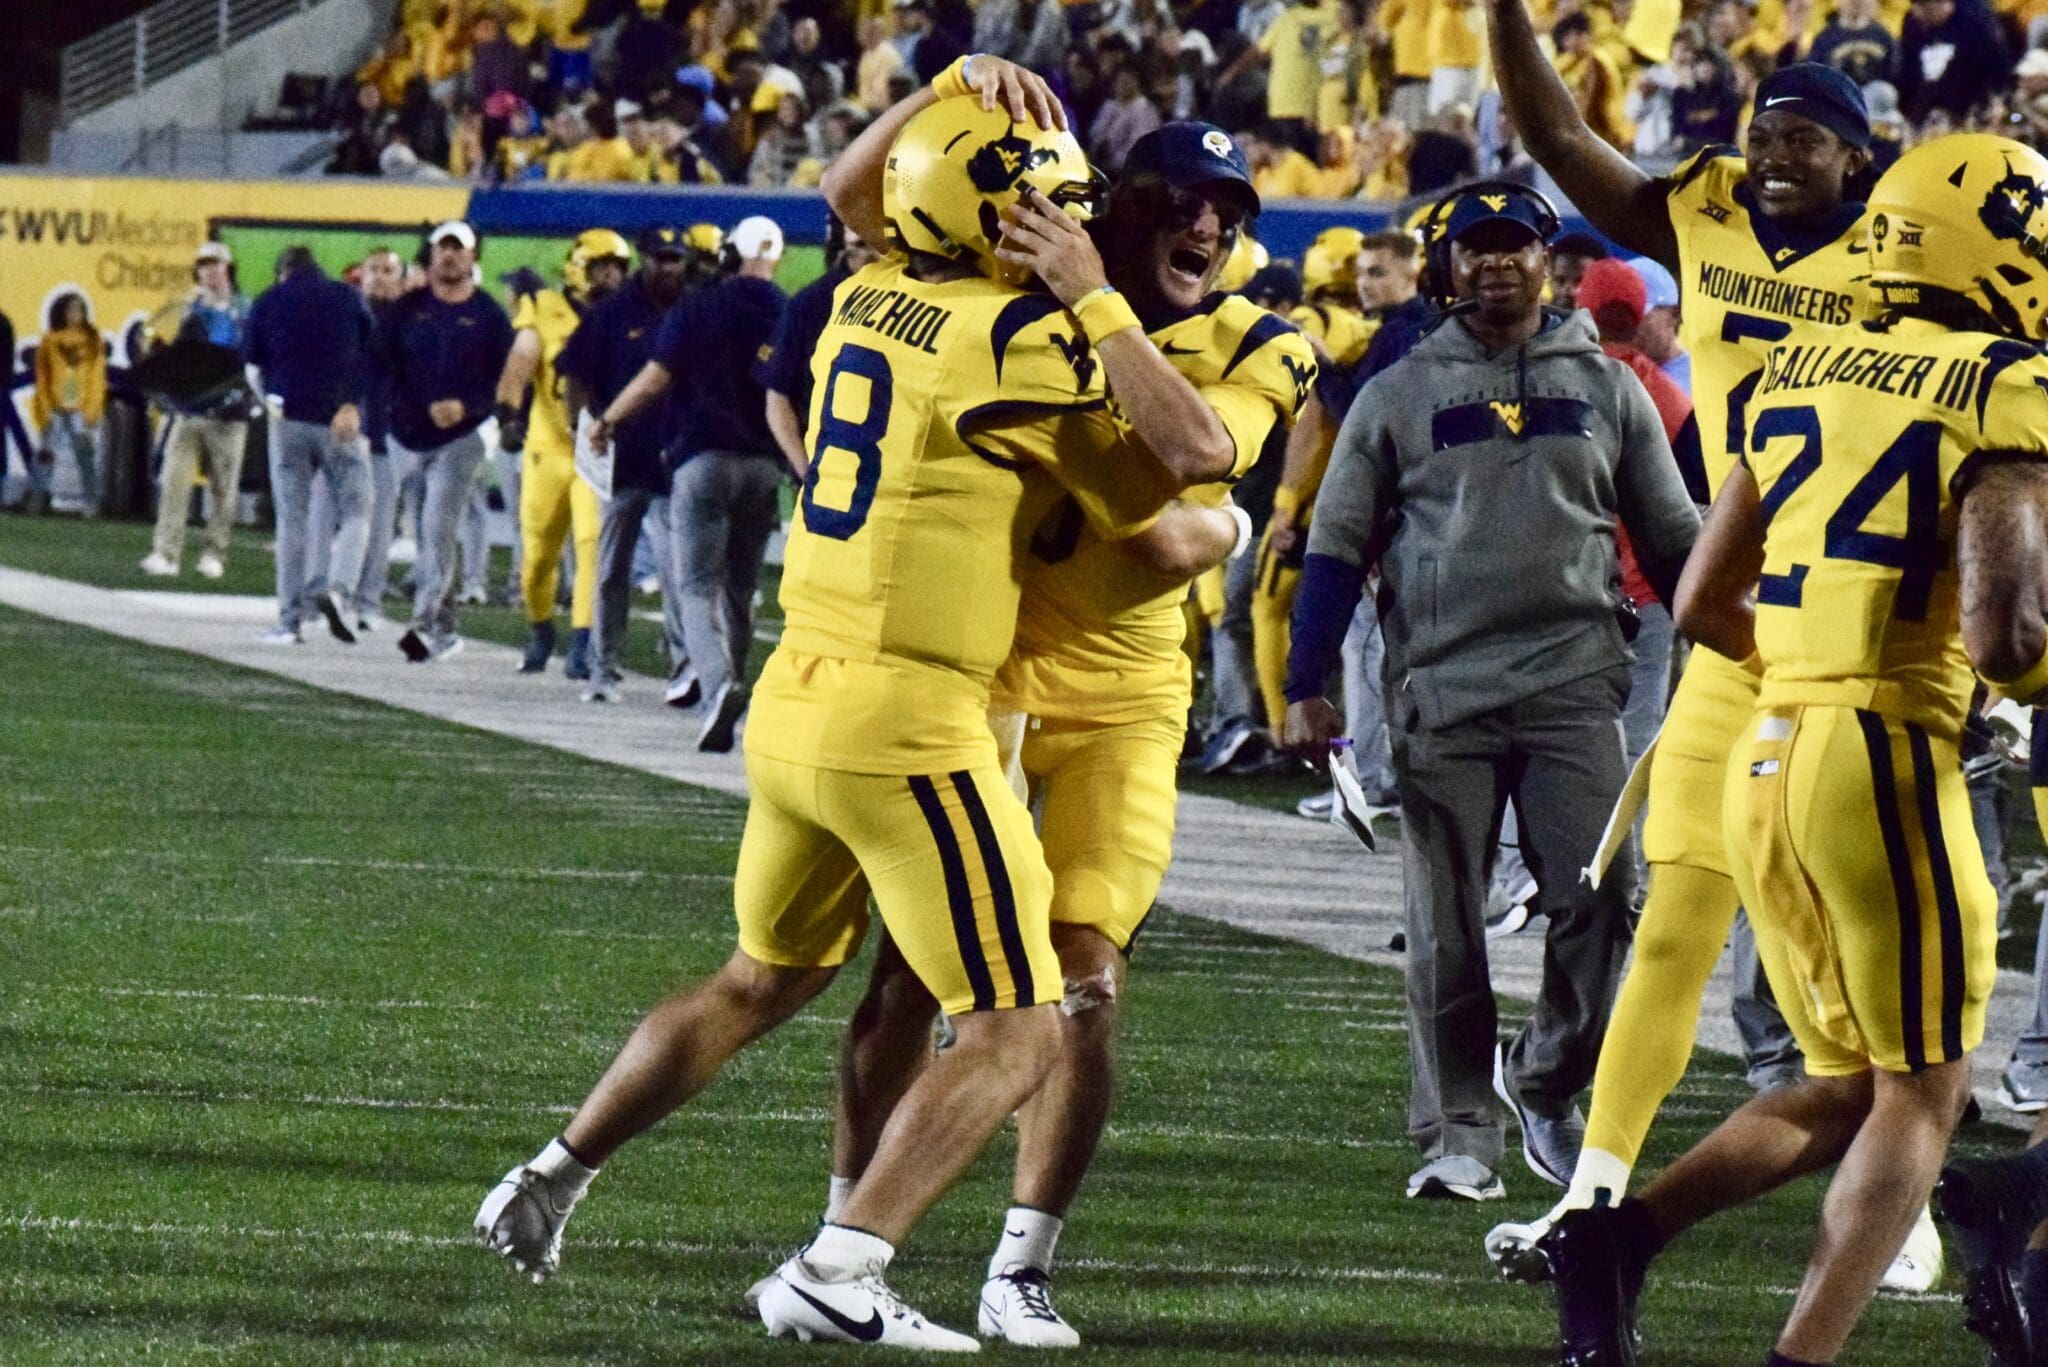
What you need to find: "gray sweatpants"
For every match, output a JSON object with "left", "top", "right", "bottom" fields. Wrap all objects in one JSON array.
[
  {"left": 1210, "top": 546, "right": 1259, "bottom": 731},
  {"left": 1393, "top": 666, "right": 1635, "bottom": 1165},
  {"left": 309, "top": 447, "right": 397, "bottom": 618},
  {"left": 397, "top": 431, "right": 486, "bottom": 645},
  {"left": 592, "top": 485, "right": 686, "bottom": 680},
  {"left": 270, "top": 417, "right": 370, "bottom": 632},
  {"left": 669, "top": 452, "right": 781, "bottom": 700},
  {"left": 1341, "top": 593, "right": 1397, "bottom": 801}
]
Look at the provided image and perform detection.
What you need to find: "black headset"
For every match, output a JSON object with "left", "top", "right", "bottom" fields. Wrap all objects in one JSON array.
[{"left": 1417, "top": 180, "right": 1562, "bottom": 309}]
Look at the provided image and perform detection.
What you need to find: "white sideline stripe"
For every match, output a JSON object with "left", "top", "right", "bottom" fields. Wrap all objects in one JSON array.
[
  {"left": 6, "top": 1082, "right": 1407, "bottom": 1150},
  {"left": 45, "top": 985, "right": 497, "bottom": 1011},
  {"left": 0, "top": 1214, "right": 1959, "bottom": 1304},
  {"left": 0, "top": 845, "right": 728, "bottom": 883}
]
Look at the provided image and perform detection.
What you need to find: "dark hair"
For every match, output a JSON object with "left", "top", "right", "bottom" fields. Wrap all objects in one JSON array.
[
  {"left": 587, "top": 102, "right": 619, "bottom": 139},
  {"left": 46, "top": 290, "right": 89, "bottom": 331},
  {"left": 1550, "top": 231, "right": 1608, "bottom": 262},
  {"left": 1553, "top": 11, "right": 1593, "bottom": 39},
  {"left": 278, "top": 245, "right": 321, "bottom": 278}
]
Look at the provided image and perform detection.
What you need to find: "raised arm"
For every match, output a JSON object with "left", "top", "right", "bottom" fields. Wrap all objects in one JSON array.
[
  {"left": 821, "top": 56, "right": 1067, "bottom": 253},
  {"left": 1484, "top": 0, "right": 1679, "bottom": 266},
  {"left": 1957, "top": 459, "right": 2048, "bottom": 693},
  {"left": 1673, "top": 463, "right": 1765, "bottom": 664}
]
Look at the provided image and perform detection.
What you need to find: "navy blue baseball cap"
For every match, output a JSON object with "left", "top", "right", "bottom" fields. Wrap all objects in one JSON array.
[
  {"left": 1119, "top": 122, "right": 1260, "bottom": 217},
  {"left": 1752, "top": 62, "right": 1871, "bottom": 150},
  {"left": 1441, "top": 185, "right": 1555, "bottom": 246},
  {"left": 1244, "top": 262, "right": 1304, "bottom": 304}
]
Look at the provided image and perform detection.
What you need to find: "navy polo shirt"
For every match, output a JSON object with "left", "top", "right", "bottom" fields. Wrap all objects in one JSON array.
[
  {"left": 755, "top": 263, "right": 846, "bottom": 426},
  {"left": 557, "top": 272, "right": 675, "bottom": 495},
  {"left": 243, "top": 268, "right": 374, "bottom": 425},
  {"left": 653, "top": 273, "right": 785, "bottom": 464},
  {"left": 381, "top": 287, "right": 514, "bottom": 453}
]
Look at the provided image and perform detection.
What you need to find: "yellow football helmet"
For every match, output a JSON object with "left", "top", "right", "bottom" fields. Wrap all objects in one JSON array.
[
  {"left": 1216, "top": 232, "right": 1270, "bottom": 293},
  {"left": 883, "top": 98, "right": 1104, "bottom": 285},
  {"left": 1302, "top": 226, "right": 1367, "bottom": 301},
  {"left": 684, "top": 223, "right": 725, "bottom": 254},
  {"left": 1868, "top": 133, "right": 2048, "bottom": 341},
  {"left": 564, "top": 228, "right": 633, "bottom": 297}
]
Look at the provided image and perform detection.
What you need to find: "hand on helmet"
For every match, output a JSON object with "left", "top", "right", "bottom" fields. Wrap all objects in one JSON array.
[
  {"left": 996, "top": 188, "right": 1108, "bottom": 306},
  {"left": 962, "top": 56, "right": 1067, "bottom": 132}
]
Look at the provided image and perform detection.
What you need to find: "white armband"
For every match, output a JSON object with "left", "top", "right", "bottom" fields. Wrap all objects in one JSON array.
[{"left": 1225, "top": 503, "right": 1254, "bottom": 560}]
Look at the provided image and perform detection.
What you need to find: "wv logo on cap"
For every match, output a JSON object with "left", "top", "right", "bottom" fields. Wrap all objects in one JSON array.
[
  {"left": 1489, "top": 401, "right": 1526, "bottom": 435},
  {"left": 967, "top": 135, "right": 1061, "bottom": 193},
  {"left": 1480, "top": 194, "right": 1509, "bottom": 211}
]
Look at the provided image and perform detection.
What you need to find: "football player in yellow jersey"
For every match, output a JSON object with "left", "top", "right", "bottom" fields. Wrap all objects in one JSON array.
[
  {"left": 1539, "top": 133, "right": 2048, "bottom": 1367},
  {"left": 1487, "top": 0, "right": 1885, "bottom": 1268},
  {"left": 806, "top": 117, "right": 1315, "bottom": 1347},
  {"left": 1257, "top": 227, "right": 1425, "bottom": 757},
  {"left": 494, "top": 229, "right": 629, "bottom": 678},
  {"left": 475, "top": 61, "right": 1247, "bottom": 1351},
  {"left": 1292, "top": 224, "right": 1377, "bottom": 367}
]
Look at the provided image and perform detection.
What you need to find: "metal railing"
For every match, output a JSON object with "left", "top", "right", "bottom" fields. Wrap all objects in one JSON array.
[{"left": 60, "top": 0, "right": 321, "bottom": 126}]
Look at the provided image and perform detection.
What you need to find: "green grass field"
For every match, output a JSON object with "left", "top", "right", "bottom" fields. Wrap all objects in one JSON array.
[{"left": 0, "top": 596, "right": 2021, "bottom": 1364}]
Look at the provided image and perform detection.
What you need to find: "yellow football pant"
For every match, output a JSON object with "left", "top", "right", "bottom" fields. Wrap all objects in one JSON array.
[
  {"left": 733, "top": 750, "right": 1060, "bottom": 1017},
  {"left": 1251, "top": 535, "right": 1299, "bottom": 732},
  {"left": 1021, "top": 714, "right": 1183, "bottom": 951},
  {"left": 1726, "top": 706, "right": 1995, "bottom": 1075},
  {"left": 1581, "top": 862, "right": 1741, "bottom": 1165},
  {"left": 519, "top": 445, "right": 600, "bottom": 629}
]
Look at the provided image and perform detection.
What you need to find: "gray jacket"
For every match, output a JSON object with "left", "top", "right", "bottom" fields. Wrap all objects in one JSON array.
[{"left": 1308, "top": 309, "right": 1699, "bottom": 730}]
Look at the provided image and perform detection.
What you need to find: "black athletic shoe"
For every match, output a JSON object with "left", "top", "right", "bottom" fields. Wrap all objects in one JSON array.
[
  {"left": 1542, "top": 1206, "right": 1644, "bottom": 1367},
  {"left": 318, "top": 589, "right": 357, "bottom": 644},
  {"left": 563, "top": 628, "right": 593, "bottom": 681},
  {"left": 697, "top": 682, "right": 749, "bottom": 753},
  {"left": 1936, "top": 1160, "right": 2039, "bottom": 1366},
  {"left": 398, "top": 628, "right": 431, "bottom": 663},
  {"left": 519, "top": 621, "right": 557, "bottom": 674}
]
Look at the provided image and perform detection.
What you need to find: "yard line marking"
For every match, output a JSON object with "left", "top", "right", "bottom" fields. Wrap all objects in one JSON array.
[
  {"left": 0, "top": 844, "right": 731, "bottom": 884},
  {"left": 0, "top": 1214, "right": 1960, "bottom": 1303},
  {"left": 38, "top": 985, "right": 499, "bottom": 1011}
]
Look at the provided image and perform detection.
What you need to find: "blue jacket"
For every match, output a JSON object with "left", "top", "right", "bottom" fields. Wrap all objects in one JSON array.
[
  {"left": 654, "top": 274, "right": 785, "bottom": 464},
  {"left": 557, "top": 272, "right": 675, "bottom": 494},
  {"left": 381, "top": 287, "right": 514, "bottom": 453},
  {"left": 243, "top": 268, "right": 374, "bottom": 425}
]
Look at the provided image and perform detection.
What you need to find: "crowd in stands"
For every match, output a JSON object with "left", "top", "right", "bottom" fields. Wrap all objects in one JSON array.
[{"left": 322, "top": 0, "right": 2048, "bottom": 197}]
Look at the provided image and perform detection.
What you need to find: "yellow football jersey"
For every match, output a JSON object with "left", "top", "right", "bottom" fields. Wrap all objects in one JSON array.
[
  {"left": 755, "top": 255, "right": 1168, "bottom": 775},
  {"left": 996, "top": 297, "right": 1317, "bottom": 723},
  {"left": 1290, "top": 300, "right": 1376, "bottom": 367},
  {"left": 511, "top": 289, "right": 583, "bottom": 458},
  {"left": 1745, "top": 317, "right": 2048, "bottom": 739},
  {"left": 1666, "top": 147, "right": 1870, "bottom": 496}
]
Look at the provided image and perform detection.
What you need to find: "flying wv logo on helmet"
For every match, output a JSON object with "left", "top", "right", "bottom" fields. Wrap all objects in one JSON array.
[
  {"left": 1978, "top": 163, "right": 2048, "bottom": 252},
  {"left": 966, "top": 135, "right": 1063, "bottom": 194}
]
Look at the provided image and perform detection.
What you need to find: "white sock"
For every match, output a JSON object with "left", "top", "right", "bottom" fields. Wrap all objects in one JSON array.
[
  {"left": 824, "top": 1175, "right": 856, "bottom": 1223},
  {"left": 989, "top": 1206, "right": 1063, "bottom": 1278},
  {"left": 803, "top": 1223, "right": 895, "bottom": 1281},
  {"left": 1558, "top": 1147, "right": 1631, "bottom": 1220},
  {"left": 529, "top": 1137, "right": 598, "bottom": 1199}
]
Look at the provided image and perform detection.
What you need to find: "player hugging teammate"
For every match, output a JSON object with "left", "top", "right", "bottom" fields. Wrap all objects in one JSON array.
[{"left": 473, "top": 53, "right": 1314, "bottom": 1351}]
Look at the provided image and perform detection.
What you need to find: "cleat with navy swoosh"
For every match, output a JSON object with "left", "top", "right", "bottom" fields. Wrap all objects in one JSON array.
[
  {"left": 758, "top": 1254, "right": 979, "bottom": 1351},
  {"left": 979, "top": 1268, "right": 1080, "bottom": 1348}
]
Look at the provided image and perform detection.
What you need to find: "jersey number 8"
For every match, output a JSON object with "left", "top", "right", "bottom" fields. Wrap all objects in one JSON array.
[
  {"left": 803, "top": 344, "right": 894, "bottom": 541},
  {"left": 1751, "top": 403, "right": 1943, "bottom": 620}
]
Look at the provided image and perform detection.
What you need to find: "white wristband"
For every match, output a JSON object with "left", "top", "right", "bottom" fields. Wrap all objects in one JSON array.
[{"left": 1225, "top": 503, "right": 1254, "bottom": 559}]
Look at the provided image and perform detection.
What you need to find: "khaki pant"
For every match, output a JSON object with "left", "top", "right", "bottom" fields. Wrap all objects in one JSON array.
[{"left": 151, "top": 416, "right": 247, "bottom": 564}]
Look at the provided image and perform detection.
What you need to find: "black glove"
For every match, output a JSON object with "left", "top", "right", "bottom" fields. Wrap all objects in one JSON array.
[{"left": 494, "top": 402, "right": 526, "bottom": 455}]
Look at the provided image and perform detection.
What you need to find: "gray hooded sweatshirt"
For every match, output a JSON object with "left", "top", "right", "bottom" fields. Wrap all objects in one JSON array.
[{"left": 1307, "top": 309, "right": 1700, "bottom": 730}]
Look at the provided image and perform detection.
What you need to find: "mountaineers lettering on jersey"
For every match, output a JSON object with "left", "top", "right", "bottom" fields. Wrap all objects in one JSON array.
[{"left": 1692, "top": 263, "right": 1857, "bottom": 327}]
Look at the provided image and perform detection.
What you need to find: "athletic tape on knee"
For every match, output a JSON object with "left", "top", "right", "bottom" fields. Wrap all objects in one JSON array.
[{"left": 1059, "top": 967, "right": 1118, "bottom": 1016}]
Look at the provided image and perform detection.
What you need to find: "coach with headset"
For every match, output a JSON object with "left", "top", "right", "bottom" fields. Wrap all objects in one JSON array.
[{"left": 1283, "top": 183, "right": 1700, "bottom": 1201}]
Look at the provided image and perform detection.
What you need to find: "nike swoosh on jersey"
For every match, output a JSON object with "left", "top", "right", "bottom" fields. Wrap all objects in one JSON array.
[
  {"left": 1159, "top": 342, "right": 1203, "bottom": 356},
  {"left": 787, "top": 1283, "right": 885, "bottom": 1342}
]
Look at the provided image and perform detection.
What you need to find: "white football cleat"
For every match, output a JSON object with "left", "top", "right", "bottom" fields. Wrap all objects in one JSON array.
[
  {"left": 979, "top": 1268, "right": 1080, "bottom": 1348},
  {"left": 1485, "top": 1216, "right": 1556, "bottom": 1283},
  {"left": 758, "top": 1255, "right": 979, "bottom": 1351},
  {"left": 474, "top": 1164, "right": 583, "bottom": 1284},
  {"left": 196, "top": 553, "right": 225, "bottom": 580},
  {"left": 1881, "top": 1203, "right": 1943, "bottom": 1293}
]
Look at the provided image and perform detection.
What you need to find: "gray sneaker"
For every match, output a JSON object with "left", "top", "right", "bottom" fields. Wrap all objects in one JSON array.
[
  {"left": 1494, "top": 1043, "right": 1584, "bottom": 1188},
  {"left": 1998, "top": 1057, "right": 2048, "bottom": 1114},
  {"left": 1406, "top": 1154, "right": 1505, "bottom": 1201}
]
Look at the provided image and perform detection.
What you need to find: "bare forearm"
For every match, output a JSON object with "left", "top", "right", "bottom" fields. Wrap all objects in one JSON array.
[
  {"left": 496, "top": 330, "right": 540, "bottom": 408},
  {"left": 1125, "top": 501, "right": 1240, "bottom": 580},
  {"left": 821, "top": 88, "right": 937, "bottom": 248},
  {"left": 1279, "top": 399, "right": 1334, "bottom": 502},
  {"left": 1094, "top": 330, "right": 1235, "bottom": 487},
  {"left": 602, "top": 360, "right": 673, "bottom": 426},
  {"left": 1959, "top": 461, "right": 2048, "bottom": 685},
  {"left": 1673, "top": 469, "right": 1765, "bottom": 662},
  {"left": 1484, "top": 0, "right": 1674, "bottom": 263},
  {"left": 765, "top": 391, "right": 809, "bottom": 479}
]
